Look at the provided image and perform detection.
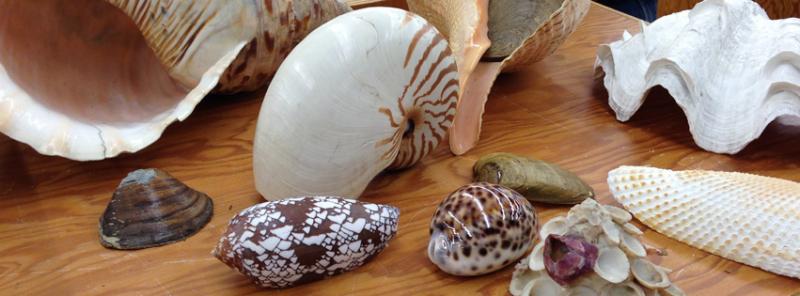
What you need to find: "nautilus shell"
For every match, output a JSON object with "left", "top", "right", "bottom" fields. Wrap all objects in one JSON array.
[
  {"left": 253, "top": 8, "right": 458, "bottom": 200},
  {"left": 428, "top": 183, "right": 538, "bottom": 276},
  {"left": 409, "top": 0, "right": 590, "bottom": 155},
  {"left": 595, "top": 0, "right": 800, "bottom": 154},
  {"left": 510, "top": 199, "right": 683, "bottom": 296},
  {"left": 99, "top": 168, "right": 213, "bottom": 250},
  {"left": 608, "top": 165, "right": 800, "bottom": 279},
  {"left": 213, "top": 196, "right": 399, "bottom": 288},
  {"left": 0, "top": 0, "right": 349, "bottom": 160}
]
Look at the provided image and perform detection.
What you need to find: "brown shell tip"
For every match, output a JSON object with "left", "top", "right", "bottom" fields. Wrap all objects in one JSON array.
[{"left": 98, "top": 168, "right": 213, "bottom": 250}]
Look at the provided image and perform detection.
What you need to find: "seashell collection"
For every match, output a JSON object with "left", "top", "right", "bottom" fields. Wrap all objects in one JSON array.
[
  {"left": 428, "top": 183, "right": 538, "bottom": 276},
  {"left": 510, "top": 199, "right": 684, "bottom": 296},
  {"left": 473, "top": 152, "right": 594, "bottom": 204},
  {"left": 595, "top": 0, "right": 800, "bottom": 154},
  {"left": 4, "top": 0, "right": 797, "bottom": 292},
  {"left": 213, "top": 197, "right": 399, "bottom": 288},
  {"left": 99, "top": 168, "right": 213, "bottom": 250},
  {"left": 608, "top": 166, "right": 800, "bottom": 279}
]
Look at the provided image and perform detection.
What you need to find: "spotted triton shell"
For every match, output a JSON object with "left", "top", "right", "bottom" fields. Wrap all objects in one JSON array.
[
  {"left": 213, "top": 197, "right": 399, "bottom": 288},
  {"left": 608, "top": 166, "right": 800, "bottom": 279},
  {"left": 428, "top": 182, "right": 538, "bottom": 276}
]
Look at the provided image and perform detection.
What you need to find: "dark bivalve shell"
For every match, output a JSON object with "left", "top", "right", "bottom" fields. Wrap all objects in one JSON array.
[
  {"left": 428, "top": 182, "right": 538, "bottom": 276},
  {"left": 213, "top": 196, "right": 399, "bottom": 288},
  {"left": 99, "top": 168, "right": 213, "bottom": 250}
]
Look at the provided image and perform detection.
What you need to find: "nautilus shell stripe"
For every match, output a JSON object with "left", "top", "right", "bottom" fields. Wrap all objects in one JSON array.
[
  {"left": 608, "top": 166, "right": 800, "bottom": 279},
  {"left": 253, "top": 8, "right": 459, "bottom": 200}
]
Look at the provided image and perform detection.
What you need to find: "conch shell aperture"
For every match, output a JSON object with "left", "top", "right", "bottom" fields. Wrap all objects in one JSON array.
[{"left": 0, "top": 0, "right": 349, "bottom": 160}]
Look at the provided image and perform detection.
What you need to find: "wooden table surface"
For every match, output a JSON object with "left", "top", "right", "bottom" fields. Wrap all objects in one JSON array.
[{"left": 2, "top": 3, "right": 799, "bottom": 295}]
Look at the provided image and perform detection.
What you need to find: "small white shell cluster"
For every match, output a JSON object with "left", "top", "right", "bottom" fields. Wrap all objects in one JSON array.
[{"left": 510, "top": 199, "right": 684, "bottom": 296}]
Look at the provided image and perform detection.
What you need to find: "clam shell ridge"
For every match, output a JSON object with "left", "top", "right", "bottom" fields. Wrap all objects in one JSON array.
[
  {"left": 608, "top": 165, "right": 800, "bottom": 279},
  {"left": 253, "top": 8, "right": 459, "bottom": 200},
  {"left": 595, "top": 0, "right": 800, "bottom": 154},
  {"left": 213, "top": 196, "right": 399, "bottom": 288},
  {"left": 99, "top": 168, "right": 213, "bottom": 250},
  {"left": 428, "top": 182, "right": 538, "bottom": 276},
  {"left": 0, "top": 0, "right": 348, "bottom": 160}
]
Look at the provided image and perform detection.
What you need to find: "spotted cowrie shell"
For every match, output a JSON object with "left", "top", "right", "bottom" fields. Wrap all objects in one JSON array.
[
  {"left": 428, "top": 182, "right": 538, "bottom": 276},
  {"left": 214, "top": 196, "right": 399, "bottom": 288}
]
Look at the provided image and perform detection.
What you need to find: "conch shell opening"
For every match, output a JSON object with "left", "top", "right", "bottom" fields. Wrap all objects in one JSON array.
[{"left": 0, "top": 0, "right": 349, "bottom": 160}]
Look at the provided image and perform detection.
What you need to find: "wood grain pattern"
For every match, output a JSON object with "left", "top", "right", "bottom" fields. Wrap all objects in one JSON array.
[
  {"left": 657, "top": 0, "right": 800, "bottom": 19},
  {"left": 1, "top": 3, "right": 799, "bottom": 295}
]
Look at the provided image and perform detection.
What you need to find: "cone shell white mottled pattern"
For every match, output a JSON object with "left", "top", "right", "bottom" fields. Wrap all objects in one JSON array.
[
  {"left": 608, "top": 165, "right": 800, "bottom": 279},
  {"left": 213, "top": 196, "right": 399, "bottom": 288},
  {"left": 595, "top": 0, "right": 800, "bottom": 154},
  {"left": 253, "top": 8, "right": 458, "bottom": 200}
]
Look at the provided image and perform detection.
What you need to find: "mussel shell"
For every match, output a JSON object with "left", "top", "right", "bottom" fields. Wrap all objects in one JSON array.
[
  {"left": 99, "top": 169, "right": 213, "bottom": 250},
  {"left": 214, "top": 196, "right": 399, "bottom": 288},
  {"left": 473, "top": 152, "right": 594, "bottom": 204},
  {"left": 428, "top": 182, "right": 538, "bottom": 276}
]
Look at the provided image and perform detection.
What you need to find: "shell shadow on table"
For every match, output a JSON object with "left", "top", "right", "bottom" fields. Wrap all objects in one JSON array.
[{"left": 591, "top": 74, "right": 800, "bottom": 165}]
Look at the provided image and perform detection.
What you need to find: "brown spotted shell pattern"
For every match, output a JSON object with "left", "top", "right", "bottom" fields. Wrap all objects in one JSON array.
[
  {"left": 213, "top": 197, "right": 399, "bottom": 288},
  {"left": 428, "top": 182, "right": 538, "bottom": 276}
]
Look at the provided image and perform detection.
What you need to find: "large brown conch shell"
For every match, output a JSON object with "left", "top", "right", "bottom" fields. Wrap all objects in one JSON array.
[
  {"left": 0, "top": 0, "right": 349, "bottom": 160},
  {"left": 408, "top": 0, "right": 590, "bottom": 155},
  {"left": 99, "top": 168, "right": 213, "bottom": 250}
]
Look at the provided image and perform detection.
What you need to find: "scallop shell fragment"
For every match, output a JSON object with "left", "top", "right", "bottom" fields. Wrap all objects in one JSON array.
[
  {"left": 608, "top": 165, "right": 800, "bottom": 279},
  {"left": 99, "top": 168, "right": 213, "bottom": 250},
  {"left": 253, "top": 8, "right": 458, "bottom": 200},
  {"left": 0, "top": 0, "right": 349, "bottom": 160},
  {"left": 213, "top": 196, "right": 399, "bottom": 288},
  {"left": 510, "top": 199, "right": 681, "bottom": 295}
]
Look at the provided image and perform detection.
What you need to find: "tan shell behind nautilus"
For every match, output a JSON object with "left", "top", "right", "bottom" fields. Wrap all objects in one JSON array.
[
  {"left": 253, "top": 8, "right": 459, "bottom": 200},
  {"left": 0, "top": 0, "right": 348, "bottom": 160},
  {"left": 408, "top": 0, "right": 591, "bottom": 155}
]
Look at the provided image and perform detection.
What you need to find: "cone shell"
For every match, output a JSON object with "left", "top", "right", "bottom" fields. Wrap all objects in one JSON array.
[
  {"left": 99, "top": 168, "right": 213, "bottom": 250},
  {"left": 428, "top": 182, "right": 538, "bottom": 276},
  {"left": 253, "top": 8, "right": 458, "bottom": 200},
  {"left": 213, "top": 196, "right": 399, "bottom": 288},
  {"left": 608, "top": 165, "right": 800, "bottom": 279},
  {"left": 0, "top": 0, "right": 348, "bottom": 160}
]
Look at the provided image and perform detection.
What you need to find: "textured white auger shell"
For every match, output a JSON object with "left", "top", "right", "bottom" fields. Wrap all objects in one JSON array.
[
  {"left": 595, "top": 0, "right": 800, "bottom": 154},
  {"left": 608, "top": 165, "right": 800, "bottom": 279},
  {"left": 253, "top": 8, "right": 458, "bottom": 200}
]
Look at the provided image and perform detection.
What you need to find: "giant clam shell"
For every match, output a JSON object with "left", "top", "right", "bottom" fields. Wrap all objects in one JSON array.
[
  {"left": 408, "top": 0, "right": 590, "bottom": 155},
  {"left": 510, "top": 199, "right": 680, "bottom": 296},
  {"left": 99, "top": 168, "right": 213, "bottom": 250},
  {"left": 595, "top": 0, "right": 800, "bottom": 154},
  {"left": 428, "top": 182, "right": 538, "bottom": 276},
  {"left": 253, "top": 8, "right": 458, "bottom": 200},
  {"left": 473, "top": 152, "right": 595, "bottom": 204},
  {"left": 213, "top": 196, "right": 399, "bottom": 288},
  {"left": 0, "top": 0, "right": 349, "bottom": 160},
  {"left": 608, "top": 165, "right": 800, "bottom": 279}
]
